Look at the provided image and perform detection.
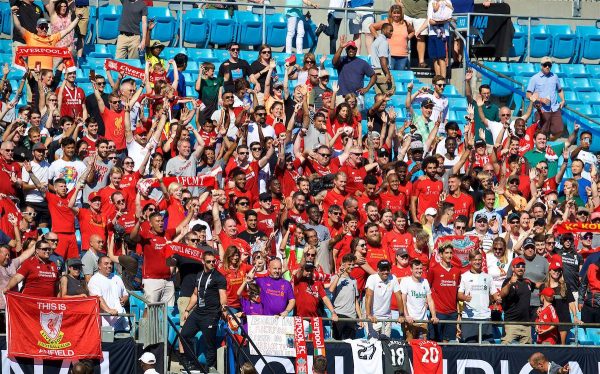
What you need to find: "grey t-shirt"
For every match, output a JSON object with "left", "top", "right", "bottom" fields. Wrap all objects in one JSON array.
[
  {"left": 303, "top": 124, "right": 329, "bottom": 152},
  {"left": 165, "top": 154, "right": 199, "bottom": 177},
  {"left": 370, "top": 34, "right": 390, "bottom": 69},
  {"left": 119, "top": 0, "right": 148, "bottom": 35},
  {"left": 81, "top": 250, "right": 99, "bottom": 277},
  {"left": 331, "top": 275, "right": 359, "bottom": 317},
  {"left": 305, "top": 223, "right": 332, "bottom": 274},
  {"left": 506, "top": 255, "right": 549, "bottom": 307}
]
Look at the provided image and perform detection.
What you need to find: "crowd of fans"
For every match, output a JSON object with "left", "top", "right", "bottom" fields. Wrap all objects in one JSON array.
[{"left": 0, "top": 0, "right": 598, "bottom": 373}]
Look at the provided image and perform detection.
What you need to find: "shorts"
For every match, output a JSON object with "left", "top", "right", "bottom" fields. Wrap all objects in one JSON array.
[
  {"left": 74, "top": 7, "right": 89, "bottom": 36},
  {"left": 177, "top": 296, "right": 191, "bottom": 326},
  {"left": 55, "top": 232, "right": 79, "bottom": 260},
  {"left": 404, "top": 16, "right": 428, "bottom": 37},
  {"left": 428, "top": 36, "right": 447, "bottom": 60},
  {"left": 143, "top": 278, "right": 175, "bottom": 306},
  {"left": 349, "top": 12, "right": 374, "bottom": 35}
]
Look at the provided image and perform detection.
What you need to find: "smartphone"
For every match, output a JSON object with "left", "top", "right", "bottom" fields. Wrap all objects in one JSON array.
[
  {"left": 35, "top": 62, "right": 41, "bottom": 72},
  {"left": 89, "top": 69, "right": 96, "bottom": 81}
]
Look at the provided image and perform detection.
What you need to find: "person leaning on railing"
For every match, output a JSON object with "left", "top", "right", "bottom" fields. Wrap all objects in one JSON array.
[{"left": 499, "top": 257, "right": 535, "bottom": 344}]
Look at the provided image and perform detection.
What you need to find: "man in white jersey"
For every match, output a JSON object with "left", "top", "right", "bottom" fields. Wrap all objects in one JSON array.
[{"left": 400, "top": 259, "right": 438, "bottom": 341}]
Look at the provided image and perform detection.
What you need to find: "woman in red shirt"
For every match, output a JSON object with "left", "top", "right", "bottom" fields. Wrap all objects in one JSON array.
[
  {"left": 349, "top": 237, "right": 377, "bottom": 295},
  {"left": 164, "top": 182, "right": 186, "bottom": 233},
  {"left": 219, "top": 245, "right": 252, "bottom": 310},
  {"left": 327, "top": 103, "right": 355, "bottom": 152}
]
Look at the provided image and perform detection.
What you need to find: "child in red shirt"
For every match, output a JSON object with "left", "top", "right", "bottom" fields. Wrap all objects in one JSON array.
[{"left": 536, "top": 287, "right": 560, "bottom": 345}]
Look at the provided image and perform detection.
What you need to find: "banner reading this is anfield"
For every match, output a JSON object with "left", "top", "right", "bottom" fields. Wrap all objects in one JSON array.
[{"left": 5, "top": 292, "right": 102, "bottom": 360}]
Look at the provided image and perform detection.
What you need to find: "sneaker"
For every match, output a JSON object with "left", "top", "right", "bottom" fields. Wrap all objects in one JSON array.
[{"left": 315, "top": 23, "right": 327, "bottom": 37}]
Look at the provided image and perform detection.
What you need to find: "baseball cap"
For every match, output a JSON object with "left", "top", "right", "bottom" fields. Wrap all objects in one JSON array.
[
  {"left": 377, "top": 148, "right": 390, "bottom": 158},
  {"left": 377, "top": 260, "right": 391, "bottom": 271},
  {"left": 540, "top": 56, "right": 553, "bottom": 65},
  {"left": 259, "top": 192, "right": 272, "bottom": 201},
  {"left": 578, "top": 206, "right": 590, "bottom": 214},
  {"left": 523, "top": 237, "right": 535, "bottom": 249},
  {"left": 540, "top": 287, "right": 555, "bottom": 298},
  {"left": 37, "top": 18, "right": 49, "bottom": 26},
  {"left": 475, "top": 139, "right": 486, "bottom": 148},
  {"left": 533, "top": 218, "right": 546, "bottom": 227},
  {"left": 345, "top": 41, "right": 358, "bottom": 49},
  {"left": 67, "top": 258, "right": 82, "bottom": 267},
  {"left": 395, "top": 248, "right": 408, "bottom": 257},
  {"left": 507, "top": 212, "right": 520, "bottom": 222},
  {"left": 508, "top": 174, "right": 519, "bottom": 182},
  {"left": 445, "top": 122, "right": 459, "bottom": 131},
  {"left": 475, "top": 213, "right": 488, "bottom": 222},
  {"left": 411, "top": 140, "right": 424, "bottom": 150},
  {"left": 32, "top": 142, "right": 47, "bottom": 151},
  {"left": 89, "top": 191, "right": 101, "bottom": 201},
  {"left": 139, "top": 352, "right": 156, "bottom": 365},
  {"left": 549, "top": 254, "right": 562, "bottom": 271},
  {"left": 421, "top": 98, "right": 435, "bottom": 108},
  {"left": 273, "top": 80, "right": 284, "bottom": 88},
  {"left": 322, "top": 91, "right": 333, "bottom": 99},
  {"left": 149, "top": 40, "right": 165, "bottom": 49},
  {"left": 424, "top": 207, "right": 437, "bottom": 217},
  {"left": 134, "top": 126, "right": 148, "bottom": 135},
  {"left": 511, "top": 257, "right": 526, "bottom": 267}
]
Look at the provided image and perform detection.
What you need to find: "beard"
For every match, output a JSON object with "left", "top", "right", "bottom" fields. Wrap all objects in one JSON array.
[{"left": 366, "top": 236, "right": 381, "bottom": 247}]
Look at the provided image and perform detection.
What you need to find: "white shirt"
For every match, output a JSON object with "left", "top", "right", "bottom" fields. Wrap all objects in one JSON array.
[
  {"left": 188, "top": 218, "right": 213, "bottom": 240},
  {"left": 88, "top": 272, "right": 128, "bottom": 330},
  {"left": 576, "top": 148, "right": 596, "bottom": 180},
  {"left": 458, "top": 270, "right": 494, "bottom": 319},
  {"left": 247, "top": 123, "right": 276, "bottom": 145},
  {"left": 413, "top": 93, "right": 448, "bottom": 124},
  {"left": 366, "top": 273, "right": 401, "bottom": 318},
  {"left": 400, "top": 276, "right": 431, "bottom": 320},
  {"left": 21, "top": 159, "right": 49, "bottom": 203},
  {"left": 126, "top": 139, "right": 149, "bottom": 171},
  {"left": 211, "top": 108, "right": 237, "bottom": 139},
  {"left": 47, "top": 158, "right": 87, "bottom": 198}
]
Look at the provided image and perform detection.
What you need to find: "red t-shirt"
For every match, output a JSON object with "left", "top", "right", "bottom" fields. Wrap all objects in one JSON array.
[
  {"left": 0, "top": 198, "right": 21, "bottom": 240},
  {"left": 57, "top": 85, "right": 85, "bottom": 118},
  {"left": 225, "top": 159, "right": 260, "bottom": 197},
  {"left": 139, "top": 227, "right": 171, "bottom": 279},
  {"left": 302, "top": 157, "right": 341, "bottom": 177},
  {"left": 383, "top": 230, "right": 414, "bottom": 260},
  {"left": 350, "top": 265, "right": 369, "bottom": 294},
  {"left": 101, "top": 108, "right": 127, "bottom": 150},
  {"left": 536, "top": 304, "right": 560, "bottom": 344},
  {"left": 198, "top": 129, "right": 217, "bottom": 146},
  {"left": 287, "top": 209, "right": 309, "bottom": 225},
  {"left": 46, "top": 190, "right": 76, "bottom": 234},
  {"left": 219, "top": 231, "right": 252, "bottom": 254},
  {"left": 340, "top": 162, "right": 367, "bottom": 196},
  {"left": 323, "top": 189, "right": 348, "bottom": 215},
  {"left": 413, "top": 178, "right": 443, "bottom": 219},
  {"left": 98, "top": 185, "right": 133, "bottom": 219},
  {"left": 0, "top": 158, "right": 21, "bottom": 197},
  {"left": 334, "top": 235, "right": 353, "bottom": 269},
  {"left": 81, "top": 135, "right": 97, "bottom": 157},
  {"left": 120, "top": 171, "right": 142, "bottom": 190},
  {"left": 365, "top": 244, "right": 390, "bottom": 270},
  {"left": 391, "top": 265, "right": 412, "bottom": 310},
  {"left": 17, "top": 256, "right": 59, "bottom": 297},
  {"left": 380, "top": 191, "right": 408, "bottom": 214},
  {"left": 445, "top": 192, "right": 475, "bottom": 221},
  {"left": 293, "top": 277, "right": 326, "bottom": 317},
  {"left": 166, "top": 196, "right": 186, "bottom": 232},
  {"left": 77, "top": 208, "right": 107, "bottom": 249},
  {"left": 219, "top": 263, "right": 252, "bottom": 309},
  {"left": 410, "top": 340, "right": 443, "bottom": 374},
  {"left": 427, "top": 264, "right": 461, "bottom": 314},
  {"left": 275, "top": 159, "right": 302, "bottom": 198}
]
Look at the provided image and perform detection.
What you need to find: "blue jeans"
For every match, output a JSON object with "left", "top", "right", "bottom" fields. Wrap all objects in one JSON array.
[{"left": 391, "top": 56, "right": 409, "bottom": 70}]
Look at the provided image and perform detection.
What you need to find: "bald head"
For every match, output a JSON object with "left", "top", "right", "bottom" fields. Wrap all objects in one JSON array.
[
  {"left": 89, "top": 235, "right": 104, "bottom": 252},
  {"left": 528, "top": 352, "right": 548, "bottom": 370}
]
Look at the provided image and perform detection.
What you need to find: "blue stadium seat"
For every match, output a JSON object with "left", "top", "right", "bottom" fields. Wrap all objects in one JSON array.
[
  {"left": 0, "top": 39, "right": 11, "bottom": 52},
  {"left": 394, "top": 83, "right": 406, "bottom": 95},
  {"left": 0, "top": 2, "right": 13, "bottom": 36},
  {"left": 205, "top": 9, "right": 236, "bottom": 47},
  {"left": 448, "top": 97, "right": 469, "bottom": 111},
  {"left": 239, "top": 50, "right": 259, "bottom": 62},
  {"left": 576, "top": 25, "right": 600, "bottom": 61},
  {"left": 163, "top": 47, "right": 187, "bottom": 60},
  {"left": 482, "top": 61, "right": 510, "bottom": 74},
  {"left": 186, "top": 61, "right": 199, "bottom": 73},
  {"left": 585, "top": 65, "right": 600, "bottom": 78},
  {"left": 266, "top": 14, "right": 287, "bottom": 48},
  {"left": 87, "top": 6, "right": 97, "bottom": 44},
  {"left": 510, "top": 23, "right": 527, "bottom": 59},
  {"left": 391, "top": 70, "right": 415, "bottom": 83},
  {"left": 233, "top": 11, "right": 263, "bottom": 47},
  {"left": 560, "top": 64, "right": 587, "bottom": 78},
  {"left": 443, "top": 84, "right": 461, "bottom": 98},
  {"left": 528, "top": 24, "right": 552, "bottom": 58},
  {"left": 182, "top": 9, "right": 210, "bottom": 47},
  {"left": 565, "top": 78, "right": 593, "bottom": 92},
  {"left": 482, "top": 62, "right": 514, "bottom": 96},
  {"left": 148, "top": 7, "right": 178, "bottom": 45},
  {"left": 568, "top": 103, "right": 594, "bottom": 116},
  {"left": 187, "top": 48, "right": 217, "bottom": 63},
  {"left": 590, "top": 78, "right": 600, "bottom": 91},
  {"left": 509, "top": 63, "right": 536, "bottom": 77},
  {"left": 562, "top": 90, "right": 578, "bottom": 104},
  {"left": 97, "top": 5, "right": 122, "bottom": 41},
  {"left": 548, "top": 24, "right": 578, "bottom": 61},
  {"left": 213, "top": 50, "right": 230, "bottom": 62},
  {"left": 577, "top": 91, "right": 600, "bottom": 105}
]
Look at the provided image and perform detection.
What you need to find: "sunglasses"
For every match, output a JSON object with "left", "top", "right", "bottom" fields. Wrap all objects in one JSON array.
[
  {"left": 583, "top": 236, "right": 593, "bottom": 240},
  {"left": 538, "top": 166, "right": 548, "bottom": 170},
  {"left": 96, "top": 82, "right": 106, "bottom": 86},
  {"left": 223, "top": 95, "right": 234, "bottom": 99},
  {"left": 230, "top": 48, "right": 240, "bottom": 52},
  {"left": 260, "top": 199, "right": 272, "bottom": 202},
  {"left": 318, "top": 153, "right": 331, "bottom": 157},
  {"left": 115, "top": 199, "right": 126, "bottom": 204},
  {"left": 320, "top": 76, "right": 330, "bottom": 80},
  {"left": 476, "top": 219, "right": 487, "bottom": 224},
  {"left": 124, "top": 161, "right": 134, "bottom": 165},
  {"left": 330, "top": 211, "right": 342, "bottom": 216},
  {"left": 251, "top": 147, "right": 262, "bottom": 151},
  {"left": 23, "top": 212, "right": 37, "bottom": 216},
  {"left": 238, "top": 152, "right": 248, "bottom": 155},
  {"left": 38, "top": 248, "right": 52, "bottom": 252},
  {"left": 455, "top": 226, "right": 465, "bottom": 230},
  {"left": 436, "top": 83, "right": 446, "bottom": 88},
  {"left": 515, "top": 264, "right": 526, "bottom": 268},
  {"left": 237, "top": 201, "right": 249, "bottom": 206},
  {"left": 542, "top": 62, "right": 552, "bottom": 67},
  {"left": 255, "top": 112, "right": 267, "bottom": 116},
  {"left": 305, "top": 60, "right": 315, "bottom": 63},
  {"left": 110, "top": 100, "right": 120, "bottom": 104},
  {"left": 46, "top": 239, "right": 58, "bottom": 243},
  {"left": 510, "top": 220, "right": 519, "bottom": 224},
  {"left": 305, "top": 253, "right": 316, "bottom": 257},
  {"left": 189, "top": 238, "right": 200, "bottom": 243},
  {"left": 205, "top": 260, "right": 216, "bottom": 264}
]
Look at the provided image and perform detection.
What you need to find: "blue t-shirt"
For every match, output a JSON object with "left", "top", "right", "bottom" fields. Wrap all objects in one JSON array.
[
  {"left": 0, "top": 230, "right": 11, "bottom": 246},
  {"left": 168, "top": 70, "right": 186, "bottom": 110},
  {"left": 334, "top": 56, "right": 375, "bottom": 96},
  {"left": 451, "top": 0, "right": 474, "bottom": 13}
]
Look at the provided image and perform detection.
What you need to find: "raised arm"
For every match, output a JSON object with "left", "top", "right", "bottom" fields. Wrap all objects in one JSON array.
[{"left": 59, "top": 14, "right": 83, "bottom": 40}]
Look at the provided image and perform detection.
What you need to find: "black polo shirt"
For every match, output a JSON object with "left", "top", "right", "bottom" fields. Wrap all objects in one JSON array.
[{"left": 501, "top": 277, "right": 536, "bottom": 322}]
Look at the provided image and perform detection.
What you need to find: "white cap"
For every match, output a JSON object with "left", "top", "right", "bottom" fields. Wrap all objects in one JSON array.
[
  {"left": 139, "top": 352, "right": 156, "bottom": 364},
  {"left": 424, "top": 207, "right": 438, "bottom": 216}
]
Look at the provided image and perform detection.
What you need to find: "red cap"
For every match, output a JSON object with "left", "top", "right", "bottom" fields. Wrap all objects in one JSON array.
[
  {"left": 540, "top": 287, "right": 555, "bottom": 298},
  {"left": 285, "top": 55, "right": 297, "bottom": 65},
  {"left": 511, "top": 257, "right": 525, "bottom": 267},
  {"left": 345, "top": 41, "right": 358, "bottom": 49},
  {"left": 134, "top": 126, "right": 148, "bottom": 135},
  {"left": 549, "top": 254, "right": 562, "bottom": 271},
  {"left": 322, "top": 91, "right": 333, "bottom": 99},
  {"left": 89, "top": 192, "right": 101, "bottom": 201}
]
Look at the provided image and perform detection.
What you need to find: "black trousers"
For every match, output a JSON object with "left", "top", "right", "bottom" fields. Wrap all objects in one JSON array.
[
  {"left": 582, "top": 304, "right": 600, "bottom": 324},
  {"left": 180, "top": 309, "right": 220, "bottom": 368},
  {"left": 324, "top": 13, "right": 342, "bottom": 55},
  {"left": 332, "top": 314, "right": 357, "bottom": 340}
]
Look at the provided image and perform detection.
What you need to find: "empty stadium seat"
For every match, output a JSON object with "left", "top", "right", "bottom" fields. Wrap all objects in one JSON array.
[
  {"left": 233, "top": 11, "right": 263, "bottom": 47},
  {"left": 391, "top": 70, "right": 415, "bottom": 83},
  {"left": 528, "top": 24, "right": 552, "bottom": 58},
  {"left": 186, "top": 48, "right": 217, "bottom": 63},
  {"left": 560, "top": 64, "right": 587, "bottom": 78},
  {"left": 568, "top": 103, "right": 594, "bottom": 116},
  {"left": 510, "top": 23, "right": 527, "bottom": 59},
  {"left": 163, "top": 47, "right": 187, "bottom": 60},
  {"left": 148, "top": 7, "right": 178, "bottom": 45},
  {"left": 240, "top": 50, "right": 259, "bottom": 62},
  {"left": 182, "top": 9, "right": 210, "bottom": 47},
  {"left": 266, "top": 14, "right": 287, "bottom": 48},
  {"left": 562, "top": 90, "right": 578, "bottom": 104},
  {"left": 565, "top": 78, "right": 593, "bottom": 92},
  {"left": 205, "top": 9, "right": 236, "bottom": 47},
  {"left": 577, "top": 91, "right": 600, "bottom": 105},
  {"left": 448, "top": 97, "right": 469, "bottom": 111},
  {"left": 576, "top": 25, "right": 600, "bottom": 61},
  {"left": 97, "top": 5, "right": 122, "bottom": 41},
  {"left": 548, "top": 24, "right": 578, "bottom": 61},
  {"left": 509, "top": 63, "right": 536, "bottom": 77},
  {"left": 0, "top": 2, "right": 12, "bottom": 36},
  {"left": 443, "top": 84, "right": 461, "bottom": 98},
  {"left": 585, "top": 65, "right": 600, "bottom": 78}
]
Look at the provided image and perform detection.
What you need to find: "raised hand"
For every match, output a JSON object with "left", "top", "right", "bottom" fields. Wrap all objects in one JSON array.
[
  {"left": 340, "top": 34, "right": 347, "bottom": 46},
  {"left": 465, "top": 69, "right": 473, "bottom": 81}
]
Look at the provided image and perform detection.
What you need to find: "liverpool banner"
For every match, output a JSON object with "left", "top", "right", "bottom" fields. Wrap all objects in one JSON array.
[
  {"left": 6, "top": 292, "right": 102, "bottom": 360},
  {"left": 432, "top": 235, "right": 486, "bottom": 271},
  {"left": 555, "top": 221, "right": 600, "bottom": 234}
]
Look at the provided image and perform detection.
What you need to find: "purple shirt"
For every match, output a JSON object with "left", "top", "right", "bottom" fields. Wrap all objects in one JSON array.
[{"left": 255, "top": 276, "right": 295, "bottom": 316}]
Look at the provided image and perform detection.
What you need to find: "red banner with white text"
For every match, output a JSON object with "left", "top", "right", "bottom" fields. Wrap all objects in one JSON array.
[
  {"left": 149, "top": 175, "right": 217, "bottom": 189},
  {"left": 433, "top": 235, "right": 486, "bottom": 271},
  {"left": 555, "top": 222, "right": 600, "bottom": 234},
  {"left": 104, "top": 59, "right": 145, "bottom": 80},
  {"left": 6, "top": 292, "right": 102, "bottom": 360},
  {"left": 165, "top": 242, "right": 206, "bottom": 261},
  {"left": 15, "top": 46, "right": 76, "bottom": 72}
]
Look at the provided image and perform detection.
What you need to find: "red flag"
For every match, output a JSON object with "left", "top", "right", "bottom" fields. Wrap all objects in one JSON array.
[
  {"left": 432, "top": 235, "right": 486, "bottom": 272},
  {"left": 14, "top": 47, "right": 76, "bottom": 73},
  {"left": 149, "top": 175, "right": 217, "bottom": 189},
  {"left": 555, "top": 222, "right": 600, "bottom": 234},
  {"left": 6, "top": 292, "right": 102, "bottom": 360},
  {"left": 293, "top": 316, "right": 308, "bottom": 374},
  {"left": 104, "top": 58, "right": 145, "bottom": 80}
]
